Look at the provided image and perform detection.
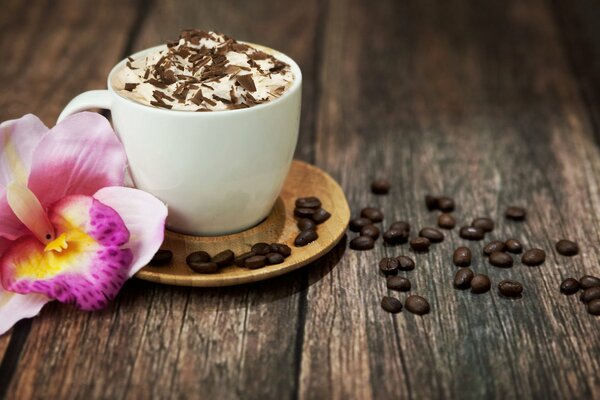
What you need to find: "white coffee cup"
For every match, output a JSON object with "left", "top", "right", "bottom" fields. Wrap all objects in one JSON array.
[{"left": 58, "top": 44, "right": 302, "bottom": 236}]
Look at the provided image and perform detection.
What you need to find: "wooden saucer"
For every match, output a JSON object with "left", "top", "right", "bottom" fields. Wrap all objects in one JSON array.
[{"left": 135, "top": 160, "right": 350, "bottom": 287}]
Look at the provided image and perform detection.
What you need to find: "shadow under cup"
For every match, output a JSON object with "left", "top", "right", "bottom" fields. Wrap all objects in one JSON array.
[{"left": 107, "top": 45, "right": 302, "bottom": 236}]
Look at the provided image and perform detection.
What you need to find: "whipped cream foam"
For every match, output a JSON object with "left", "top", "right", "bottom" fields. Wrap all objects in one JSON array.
[{"left": 112, "top": 29, "right": 294, "bottom": 111}]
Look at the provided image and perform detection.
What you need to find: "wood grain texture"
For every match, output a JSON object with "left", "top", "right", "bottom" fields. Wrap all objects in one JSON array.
[{"left": 2, "top": 0, "right": 600, "bottom": 399}]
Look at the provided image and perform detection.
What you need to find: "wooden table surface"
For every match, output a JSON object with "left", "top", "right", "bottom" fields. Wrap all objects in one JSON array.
[{"left": 1, "top": 0, "right": 600, "bottom": 399}]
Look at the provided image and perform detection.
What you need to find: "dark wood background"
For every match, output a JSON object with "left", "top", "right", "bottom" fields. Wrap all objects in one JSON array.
[{"left": 1, "top": 0, "right": 600, "bottom": 398}]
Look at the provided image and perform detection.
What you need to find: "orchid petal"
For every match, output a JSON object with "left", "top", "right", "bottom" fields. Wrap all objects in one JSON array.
[
  {"left": 6, "top": 182, "right": 55, "bottom": 244},
  {"left": 27, "top": 112, "right": 127, "bottom": 208},
  {"left": 0, "top": 195, "right": 133, "bottom": 311},
  {"left": 93, "top": 187, "right": 167, "bottom": 276},
  {"left": 0, "top": 287, "right": 49, "bottom": 335}
]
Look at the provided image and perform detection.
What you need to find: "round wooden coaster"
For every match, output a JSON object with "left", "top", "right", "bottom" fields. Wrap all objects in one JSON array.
[{"left": 135, "top": 160, "right": 350, "bottom": 287}]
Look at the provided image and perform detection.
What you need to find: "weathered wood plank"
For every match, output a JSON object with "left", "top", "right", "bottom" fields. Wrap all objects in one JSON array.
[{"left": 299, "top": 0, "right": 600, "bottom": 399}]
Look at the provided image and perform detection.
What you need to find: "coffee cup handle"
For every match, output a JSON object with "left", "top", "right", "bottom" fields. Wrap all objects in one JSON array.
[{"left": 57, "top": 90, "right": 112, "bottom": 123}]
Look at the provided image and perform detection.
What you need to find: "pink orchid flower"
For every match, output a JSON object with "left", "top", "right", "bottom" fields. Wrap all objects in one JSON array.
[{"left": 0, "top": 112, "right": 167, "bottom": 335}]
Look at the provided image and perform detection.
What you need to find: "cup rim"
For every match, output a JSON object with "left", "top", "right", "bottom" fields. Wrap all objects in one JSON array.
[{"left": 107, "top": 42, "right": 302, "bottom": 116}]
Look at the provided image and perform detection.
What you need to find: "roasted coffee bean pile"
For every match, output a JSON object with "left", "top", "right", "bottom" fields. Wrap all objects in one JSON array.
[
  {"left": 294, "top": 196, "right": 331, "bottom": 247},
  {"left": 560, "top": 275, "right": 600, "bottom": 315}
]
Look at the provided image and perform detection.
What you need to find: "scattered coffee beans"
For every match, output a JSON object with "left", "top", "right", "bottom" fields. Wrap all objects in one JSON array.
[
  {"left": 212, "top": 249, "right": 235, "bottom": 267},
  {"left": 438, "top": 213, "right": 456, "bottom": 229},
  {"left": 297, "top": 218, "right": 316, "bottom": 231},
  {"left": 505, "top": 206, "right": 526, "bottom": 221},
  {"left": 381, "top": 296, "right": 403, "bottom": 313},
  {"left": 295, "top": 196, "right": 321, "bottom": 209},
  {"left": 489, "top": 251, "right": 513, "bottom": 268},
  {"left": 419, "top": 227, "right": 444, "bottom": 243},
  {"left": 188, "top": 261, "right": 218, "bottom": 274},
  {"left": 588, "top": 299, "right": 600, "bottom": 316},
  {"left": 294, "top": 207, "right": 316, "bottom": 219},
  {"left": 505, "top": 239, "right": 523, "bottom": 254},
  {"left": 410, "top": 237, "right": 431, "bottom": 252},
  {"left": 149, "top": 249, "right": 173, "bottom": 266},
  {"left": 459, "top": 226, "right": 485, "bottom": 240},
  {"left": 521, "top": 248, "right": 546, "bottom": 266},
  {"left": 350, "top": 235, "right": 375, "bottom": 250},
  {"left": 371, "top": 179, "right": 391, "bottom": 195},
  {"left": 383, "top": 229, "right": 409, "bottom": 245},
  {"left": 580, "top": 287, "right": 600, "bottom": 303},
  {"left": 580, "top": 275, "right": 600, "bottom": 289},
  {"left": 498, "top": 280, "right": 523, "bottom": 298},
  {"left": 252, "top": 242, "right": 272, "bottom": 255},
  {"left": 425, "top": 195, "right": 439, "bottom": 210},
  {"left": 361, "top": 207, "right": 384, "bottom": 222},
  {"left": 186, "top": 251, "right": 211, "bottom": 265},
  {"left": 270, "top": 243, "right": 292, "bottom": 257},
  {"left": 472, "top": 217, "right": 494, "bottom": 232},
  {"left": 453, "top": 247, "right": 472, "bottom": 267},
  {"left": 438, "top": 197, "right": 455, "bottom": 212},
  {"left": 396, "top": 255, "right": 416, "bottom": 271},
  {"left": 360, "top": 224, "right": 380, "bottom": 239},
  {"left": 555, "top": 239, "right": 579, "bottom": 256},
  {"left": 379, "top": 258, "right": 399, "bottom": 275},
  {"left": 389, "top": 221, "right": 411, "bottom": 233},
  {"left": 295, "top": 229, "right": 318, "bottom": 247},
  {"left": 312, "top": 208, "right": 331, "bottom": 224},
  {"left": 471, "top": 274, "right": 491, "bottom": 294},
  {"left": 387, "top": 276, "right": 411, "bottom": 292},
  {"left": 266, "top": 252, "right": 285, "bottom": 265},
  {"left": 483, "top": 240, "right": 506, "bottom": 256},
  {"left": 454, "top": 268, "right": 474, "bottom": 290},
  {"left": 234, "top": 251, "right": 256, "bottom": 267},
  {"left": 349, "top": 217, "right": 372, "bottom": 232},
  {"left": 245, "top": 255, "right": 267, "bottom": 269},
  {"left": 560, "top": 278, "right": 580, "bottom": 295},
  {"left": 405, "top": 295, "right": 431, "bottom": 315}
]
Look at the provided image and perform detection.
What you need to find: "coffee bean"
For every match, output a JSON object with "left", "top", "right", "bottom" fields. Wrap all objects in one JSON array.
[
  {"left": 265, "top": 252, "right": 285, "bottom": 265},
  {"left": 419, "top": 227, "right": 444, "bottom": 243},
  {"left": 350, "top": 235, "right": 374, "bottom": 250},
  {"left": 425, "top": 195, "right": 439, "bottom": 210},
  {"left": 405, "top": 295, "right": 430, "bottom": 315},
  {"left": 498, "top": 280, "right": 523, "bottom": 298},
  {"left": 389, "top": 221, "right": 411, "bottom": 233},
  {"left": 297, "top": 218, "right": 316, "bottom": 231},
  {"left": 588, "top": 299, "right": 600, "bottom": 316},
  {"left": 453, "top": 247, "right": 472, "bottom": 267},
  {"left": 438, "top": 197, "right": 455, "bottom": 212},
  {"left": 580, "top": 275, "right": 600, "bottom": 289},
  {"left": 295, "top": 196, "right": 321, "bottom": 209},
  {"left": 270, "top": 243, "right": 292, "bottom": 257},
  {"left": 521, "top": 248, "right": 546, "bottom": 266},
  {"left": 379, "top": 257, "right": 399, "bottom": 275},
  {"left": 438, "top": 213, "right": 456, "bottom": 229},
  {"left": 560, "top": 278, "right": 580, "bottom": 295},
  {"left": 410, "top": 237, "right": 431, "bottom": 252},
  {"left": 505, "top": 206, "right": 526, "bottom": 221},
  {"left": 360, "top": 224, "right": 380, "bottom": 239},
  {"left": 471, "top": 274, "right": 491, "bottom": 294},
  {"left": 454, "top": 268, "right": 474, "bottom": 290},
  {"left": 212, "top": 249, "right": 235, "bottom": 267},
  {"left": 459, "top": 226, "right": 485, "bottom": 240},
  {"left": 381, "top": 296, "right": 403, "bottom": 313},
  {"left": 234, "top": 251, "right": 256, "bottom": 267},
  {"left": 580, "top": 287, "right": 600, "bottom": 303},
  {"left": 361, "top": 207, "right": 384, "bottom": 222},
  {"left": 472, "top": 217, "right": 494, "bottom": 232},
  {"left": 505, "top": 239, "right": 523, "bottom": 254},
  {"left": 383, "top": 229, "right": 409, "bottom": 245},
  {"left": 245, "top": 255, "right": 267, "bottom": 269},
  {"left": 186, "top": 251, "right": 211, "bottom": 265},
  {"left": 396, "top": 255, "right": 415, "bottom": 271},
  {"left": 387, "top": 276, "right": 411, "bottom": 292},
  {"left": 311, "top": 208, "right": 331, "bottom": 224},
  {"left": 555, "top": 239, "right": 579, "bottom": 256},
  {"left": 188, "top": 261, "right": 218, "bottom": 274},
  {"left": 149, "top": 249, "right": 173, "bottom": 266},
  {"left": 295, "top": 229, "right": 318, "bottom": 247},
  {"left": 483, "top": 240, "right": 506, "bottom": 256},
  {"left": 349, "top": 217, "right": 372, "bottom": 232},
  {"left": 371, "top": 179, "right": 391, "bottom": 195},
  {"left": 252, "top": 242, "right": 272, "bottom": 255},
  {"left": 294, "top": 207, "right": 316, "bottom": 218},
  {"left": 489, "top": 252, "right": 513, "bottom": 268}
]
